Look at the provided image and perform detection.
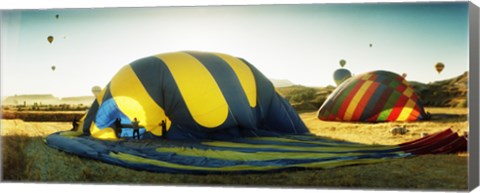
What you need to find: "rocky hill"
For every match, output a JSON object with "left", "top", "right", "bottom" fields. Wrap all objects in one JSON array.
[{"left": 412, "top": 71, "right": 468, "bottom": 107}]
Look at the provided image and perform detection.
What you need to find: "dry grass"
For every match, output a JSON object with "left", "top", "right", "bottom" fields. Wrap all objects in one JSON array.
[
  {"left": 0, "top": 107, "right": 469, "bottom": 190},
  {"left": 302, "top": 107, "right": 468, "bottom": 145},
  {"left": 1, "top": 110, "right": 85, "bottom": 122}
]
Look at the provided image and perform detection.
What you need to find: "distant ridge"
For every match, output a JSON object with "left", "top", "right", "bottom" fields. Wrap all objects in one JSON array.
[
  {"left": 2, "top": 94, "right": 95, "bottom": 106},
  {"left": 270, "top": 79, "right": 295, "bottom": 87},
  {"left": 2, "top": 72, "right": 468, "bottom": 108}
]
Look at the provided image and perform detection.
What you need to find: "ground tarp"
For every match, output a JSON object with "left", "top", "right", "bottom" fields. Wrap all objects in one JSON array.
[{"left": 45, "top": 128, "right": 466, "bottom": 174}]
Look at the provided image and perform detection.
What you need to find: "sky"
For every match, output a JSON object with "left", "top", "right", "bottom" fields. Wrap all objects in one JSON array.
[{"left": 1, "top": 1, "right": 470, "bottom": 98}]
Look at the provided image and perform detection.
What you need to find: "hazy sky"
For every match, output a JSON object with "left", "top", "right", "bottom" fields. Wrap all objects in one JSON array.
[{"left": 1, "top": 2, "right": 469, "bottom": 97}]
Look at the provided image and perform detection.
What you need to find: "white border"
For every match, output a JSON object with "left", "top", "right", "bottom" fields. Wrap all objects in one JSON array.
[{"left": 1, "top": 1, "right": 479, "bottom": 193}]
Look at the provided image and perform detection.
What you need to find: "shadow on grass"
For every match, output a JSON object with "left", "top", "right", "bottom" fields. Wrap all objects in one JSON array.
[
  {"left": 1, "top": 135, "right": 40, "bottom": 181},
  {"left": 429, "top": 113, "right": 467, "bottom": 122}
]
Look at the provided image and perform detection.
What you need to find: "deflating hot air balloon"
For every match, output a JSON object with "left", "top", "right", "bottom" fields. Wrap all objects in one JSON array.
[
  {"left": 333, "top": 68, "right": 352, "bottom": 86},
  {"left": 318, "top": 70, "right": 428, "bottom": 122},
  {"left": 47, "top": 36, "right": 54, "bottom": 44},
  {"left": 435, "top": 62, "right": 445, "bottom": 74},
  {"left": 78, "top": 51, "right": 308, "bottom": 140}
]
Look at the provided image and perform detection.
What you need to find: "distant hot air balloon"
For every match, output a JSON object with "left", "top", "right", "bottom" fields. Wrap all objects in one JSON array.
[
  {"left": 91, "top": 86, "right": 102, "bottom": 100},
  {"left": 51, "top": 65, "right": 56, "bottom": 71},
  {"left": 333, "top": 68, "right": 352, "bottom": 86},
  {"left": 339, "top": 59, "right": 346, "bottom": 68},
  {"left": 47, "top": 36, "right": 54, "bottom": 44},
  {"left": 91, "top": 86, "right": 102, "bottom": 96},
  {"left": 369, "top": 43, "right": 373, "bottom": 48},
  {"left": 402, "top": 73, "right": 407, "bottom": 78},
  {"left": 435, "top": 62, "right": 445, "bottom": 74},
  {"left": 55, "top": 14, "right": 59, "bottom": 19}
]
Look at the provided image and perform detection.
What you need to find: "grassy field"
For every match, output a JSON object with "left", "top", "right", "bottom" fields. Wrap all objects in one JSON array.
[{"left": 1, "top": 107, "right": 468, "bottom": 190}]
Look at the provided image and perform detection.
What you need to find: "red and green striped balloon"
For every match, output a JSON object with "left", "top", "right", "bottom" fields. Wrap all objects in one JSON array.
[{"left": 317, "top": 70, "right": 428, "bottom": 122}]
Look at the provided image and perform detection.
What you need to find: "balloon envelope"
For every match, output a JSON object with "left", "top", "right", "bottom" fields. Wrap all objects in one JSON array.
[
  {"left": 80, "top": 51, "right": 308, "bottom": 140},
  {"left": 51, "top": 65, "right": 56, "bottom": 71},
  {"left": 47, "top": 36, "right": 54, "bottom": 44},
  {"left": 333, "top": 68, "right": 352, "bottom": 86},
  {"left": 319, "top": 70, "right": 428, "bottom": 122},
  {"left": 435, "top": 63, "right": 445, "bottom": 74},
  {"left": 339, "top": 59, "right": 346, "bottom": 67},
  {"left": 91, "top": 86, "right": 102, "bottom": 95},
  {"left": 402, "top": 73, "right": 407, "bottom": 78}
]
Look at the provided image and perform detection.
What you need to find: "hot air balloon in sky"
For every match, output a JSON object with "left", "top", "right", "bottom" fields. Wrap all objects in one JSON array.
[
  {"left": 47, "top": 36, "right": 54, "bottom": 44},
  {"left": 402, "top": 73, "right": 407, "bottom": 78},
  {"left": 91, "top": 86, "right": 102, "bottom": 97},
  {"left": 339, "top": 59, "right": 346, "bottom": 68},
  {"left": 369, "top": 43, "right": 373, "bottom": 47},
  {"left": 91, "top": 85, "right": 103, "bottom": 102},
  {"left": 51, "top": 65, "right": 56, "bottom": 71},
  {"left": 333, "top": 68, "right": 352, "bottom": 86},
  {"left": 55, "top": 14, "right": 59, "bottom": 19},
  {"left": 435, "top": 62, "right": 445, "bottom": 74}
]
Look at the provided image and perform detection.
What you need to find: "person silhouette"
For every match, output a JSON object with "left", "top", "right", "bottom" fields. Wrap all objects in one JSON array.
[
  {"left": 71, "top": 117, "right": 79, "bottom": 131},
  {"left": 160, "top": 120, "right": 167, "bottom": 139},
  {"left": 132, "top": 117, "right": 140, "bottom": 139},
  {"left": 114, "top": 118, "right": 122, "bottom": 137}
]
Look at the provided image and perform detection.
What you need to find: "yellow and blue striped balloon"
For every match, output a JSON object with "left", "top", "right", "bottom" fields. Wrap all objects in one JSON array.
[{"left": 81, "top": 51, "right": 308, "bottom": 140}]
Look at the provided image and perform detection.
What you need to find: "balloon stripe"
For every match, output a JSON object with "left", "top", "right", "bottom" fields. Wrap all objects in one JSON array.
[
  {"left": 367, "top": 86, "right": 394, "bottom": 121},
  {"left": 359, "top": 83, "right": 387, "bottom": 121},
  {"left": 397, "top": 99, "right": 417, "bottom": 121},
  {"left": 376, "top": 91, "right": 401, "bottom": 121},
  {"left": 344, "top": 80, "right": 373, "bottom": 120},
  {"left": 319, "top": 79, "right": 351, "bottom": 118},
  {"left": 337, "top": 79, "right": 365, "bottom": 120},
  {"left": 320, "top": 77, "right": 364, "bottom": 120},
  {"left": 214, "top": 53, "right": 257, "bottom": 108},
  {"left": 403, "top": 87, "right": 414, "bottom": 98},
  {"left": 157, "top": 52, "right": 228, "bottom": 128},
  {"left": 386, "top": 95, "right": 409, "bottom": 121},
  {"left": 110, "top": 65, "right": 169, "bottom": 136},
  {"left": 395, "top": 84, "right": 407, "bottom": 93},
  {"left": 186, "top": 51, "right": 255, "bottom": 130},
  {"left": 128, "top": 56, "right": 175, "bottom": 133},
  {"left": 351, "top": 81, "right": 379, "bottom": 120},
  {"left": 408, "top": 105, "right": 421, "bottom": 120}
]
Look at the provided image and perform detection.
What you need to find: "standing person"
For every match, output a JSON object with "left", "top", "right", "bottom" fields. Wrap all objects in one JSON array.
[
  {"left": 71, "top": 117, "right": 79, "bottom": 131},
  {"left": 160, "top": 120, "right": 167, "bottom": 139},
  {"left": 132, "top": 117, "right": 140, "bottom": 139},
  {"left": 114, "top": 118, "right": 122, "bottom": 137}
]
